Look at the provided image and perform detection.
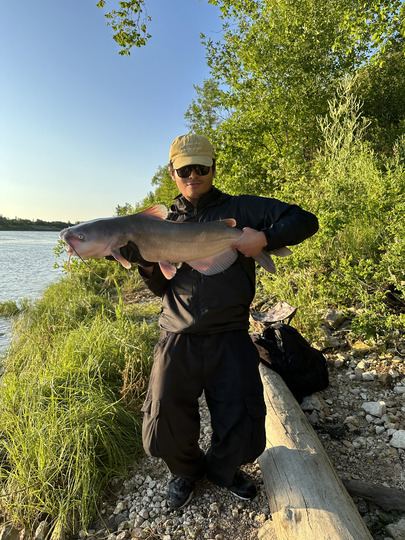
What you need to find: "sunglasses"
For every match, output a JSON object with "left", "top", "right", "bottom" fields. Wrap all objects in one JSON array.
[{"left": 175, "top": 164, "right": 211, "bottom": 178}]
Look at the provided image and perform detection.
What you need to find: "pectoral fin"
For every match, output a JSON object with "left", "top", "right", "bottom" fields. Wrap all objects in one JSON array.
[
  {"left": 159, "top": 261, "right": 177, "bottom": 280},
  {"left": 111, "top": 249, "right": 132, "bottom": 270}
]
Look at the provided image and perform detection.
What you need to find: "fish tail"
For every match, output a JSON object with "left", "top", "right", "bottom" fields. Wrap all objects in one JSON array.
[
  {"left": 269, "top": 246, "right": 293, "bottom": 257},
  {"left": 253, "top": 250, "right": 276, "bottom": 274}
]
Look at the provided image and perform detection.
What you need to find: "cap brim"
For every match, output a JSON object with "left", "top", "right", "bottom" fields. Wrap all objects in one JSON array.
[{"left": 172, "top": 155, "right": 214, "bottom": 169}]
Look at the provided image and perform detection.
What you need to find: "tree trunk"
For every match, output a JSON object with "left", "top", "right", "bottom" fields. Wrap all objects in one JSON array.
[{"left": 258, "top": 364, "right": 373, "bottom": 540}]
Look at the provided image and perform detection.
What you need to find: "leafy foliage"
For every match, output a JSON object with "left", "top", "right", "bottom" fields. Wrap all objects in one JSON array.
[
  {"left": 259, "top": 80, "right": 405, "bottom": 340},
  {"left": 96, "top": 0, "right": 151, "bottom": 55}
]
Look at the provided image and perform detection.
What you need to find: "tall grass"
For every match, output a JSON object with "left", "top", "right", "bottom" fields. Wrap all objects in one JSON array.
[{"left": 0, "top": 270, "right": 160, "bottom": 536}]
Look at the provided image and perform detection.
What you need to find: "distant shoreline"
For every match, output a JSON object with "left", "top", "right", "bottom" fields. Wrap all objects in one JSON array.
[
  {"left": 0, "top": 217, "right": 73, "bottom": 232},
  {"left": 0, "top": 226, "right": 64, "bottom": 232}
]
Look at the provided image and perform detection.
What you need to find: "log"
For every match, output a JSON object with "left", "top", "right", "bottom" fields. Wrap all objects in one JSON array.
[
  {"left": 343, "top": 479, "right": 405, "bottom": 513},
  {"left": 258, "top": 364, "right": 373, "bottom": 540}
]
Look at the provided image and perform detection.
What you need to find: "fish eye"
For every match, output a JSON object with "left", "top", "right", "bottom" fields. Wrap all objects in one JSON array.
[{"left": 78, "top": 234, "right": 84, "bottom": 240}]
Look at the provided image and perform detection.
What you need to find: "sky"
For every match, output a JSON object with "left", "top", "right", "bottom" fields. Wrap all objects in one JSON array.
[{"left": 0, "top": 0, "right": 222, "bottom": 223}]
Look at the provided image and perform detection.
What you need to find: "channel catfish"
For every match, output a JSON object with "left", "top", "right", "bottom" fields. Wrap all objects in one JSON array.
[{"left": 59, "top": 205, "right": 292, "bottom": 280}]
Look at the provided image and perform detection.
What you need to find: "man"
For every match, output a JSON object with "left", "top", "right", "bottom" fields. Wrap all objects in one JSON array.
[{"left": 124, "top": 133, "right": 319, "bottom": 509}]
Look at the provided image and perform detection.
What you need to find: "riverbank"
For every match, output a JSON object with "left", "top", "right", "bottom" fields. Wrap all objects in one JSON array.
[
  {"left": 73, "top": 310, "right": 405, "bottom": 540},
  {"left": 0, "top": 272, "right": 404, "bottom": 540},
  {"left": 0, "top": 217, "right": 72, "bottom": 231}
]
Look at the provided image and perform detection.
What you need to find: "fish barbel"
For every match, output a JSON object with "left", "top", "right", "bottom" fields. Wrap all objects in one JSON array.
[{"left": 59, "top": 205, "right": 292, "bottom": 279}]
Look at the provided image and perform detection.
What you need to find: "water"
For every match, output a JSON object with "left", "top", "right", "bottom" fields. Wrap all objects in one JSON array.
[{"left": 0, "top": 231, "right": 66, "bottom": 352}]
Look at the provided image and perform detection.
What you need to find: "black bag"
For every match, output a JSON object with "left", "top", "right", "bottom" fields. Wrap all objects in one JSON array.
[{"left": 252, "top": 323, "right": 329, "bottom": 403}]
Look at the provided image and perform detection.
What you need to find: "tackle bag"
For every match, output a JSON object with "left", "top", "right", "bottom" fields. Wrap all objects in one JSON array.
[{"left": 251, "top": 323, "right": 329, "bottom": 403}]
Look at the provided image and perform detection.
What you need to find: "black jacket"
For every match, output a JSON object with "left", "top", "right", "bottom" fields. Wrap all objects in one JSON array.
[{"left": 139, "top": 187, "right": 318, "bottom": 334}]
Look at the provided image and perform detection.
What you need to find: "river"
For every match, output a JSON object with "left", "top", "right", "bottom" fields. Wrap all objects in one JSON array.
[{"left": 0, "top": 231, "right": 67, "bottom": 353}]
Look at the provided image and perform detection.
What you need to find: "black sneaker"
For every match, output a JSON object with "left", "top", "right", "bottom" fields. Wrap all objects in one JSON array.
[
  {"left": 167, "top": 476, "right": 195, "bottom": 509},
  {"left": 228, "top": 471, "right": 257, "bottom": 500}
]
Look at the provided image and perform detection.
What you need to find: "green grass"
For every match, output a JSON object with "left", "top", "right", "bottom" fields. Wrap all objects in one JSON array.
[
  {"left": 0, "top": 270, "right": 160, "bottom": 536},
  {"left": 0, "top": 300, "right": 20, "bottom": 317}
]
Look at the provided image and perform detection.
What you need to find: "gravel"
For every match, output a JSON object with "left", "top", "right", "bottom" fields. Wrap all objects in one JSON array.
[
  {"left": 79, "top": 394, "right": 271, "bottom": 540},
  {"left": 77, "top": 323, "right": 405, "bottom": 540}
]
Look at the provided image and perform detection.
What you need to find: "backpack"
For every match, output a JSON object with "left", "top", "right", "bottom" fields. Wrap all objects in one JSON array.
[{"left": 252, "top": 322, "right": 329, "bottom": 403}]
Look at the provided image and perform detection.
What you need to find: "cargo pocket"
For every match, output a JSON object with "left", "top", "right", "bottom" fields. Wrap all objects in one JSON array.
[{"left": 141, "top": 399, "right": 161, "bottom": 457}]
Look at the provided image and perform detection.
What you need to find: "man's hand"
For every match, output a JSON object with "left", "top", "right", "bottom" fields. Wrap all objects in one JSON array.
[
  {"left": 106, "top": 241, "right": 154, "bottom": 268},
  {"left": 232, "top": 228, "right": 267, "bottom": 257},
  {"left": 123, "top": 241, "right": 154, "bottom": 267}
]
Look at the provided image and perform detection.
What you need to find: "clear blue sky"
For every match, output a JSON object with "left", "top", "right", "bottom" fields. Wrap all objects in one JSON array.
[{"left": 0, "top": 0, "right": 222, "bottom": 223}]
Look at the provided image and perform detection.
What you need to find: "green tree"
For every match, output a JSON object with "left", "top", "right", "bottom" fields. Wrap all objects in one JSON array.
[
  {"left": 354, "top": 37, "right": 405, "bottom": 154},
  {"left": 184, "top": 79, "right": 230, "bottom": 136},
  {"left": 96, "top": 0, "right": 151, "bottom": 55},
  {"left": 115, "top": 166, "right": 178, "bottom": 214},
  {"left": 96, "top": 1, "right": 405, "bottom": 59},
  {"left": 196, "top": 0, "right": 365, "bottom": 195}
]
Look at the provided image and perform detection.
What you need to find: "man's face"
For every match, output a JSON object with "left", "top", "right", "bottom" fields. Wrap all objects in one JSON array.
[{"left": 170, "top": 164, "right": 214, "bottom": 206}]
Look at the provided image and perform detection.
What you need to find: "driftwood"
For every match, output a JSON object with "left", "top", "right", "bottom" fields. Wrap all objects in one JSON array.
[
  {"left": 258, "top": 364, "right": 373, "bottom": 539},
  {"left": 343, "top": 479, "right": 405, "bottom": 513}
]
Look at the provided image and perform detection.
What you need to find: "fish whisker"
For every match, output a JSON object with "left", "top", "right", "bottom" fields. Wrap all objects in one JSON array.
[{"left": 64, "top": 238, "right": 104, "bottom": 280}]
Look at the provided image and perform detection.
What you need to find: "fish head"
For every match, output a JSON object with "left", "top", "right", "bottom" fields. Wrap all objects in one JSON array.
[{"left": 59, "top": 219, "right": 116, "bottom": 259}]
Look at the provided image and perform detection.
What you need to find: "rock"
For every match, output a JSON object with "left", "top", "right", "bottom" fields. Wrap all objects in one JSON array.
[
  {"left": 116, "top": 533, "right": 130, "bottom": 540},
  {"left": 320, "top": 325, "right": 343, "bottom": 347},
  {"left": 138, "top": 508, "right": 149, "bottom": 520},
  {"left": 114, "top": 512, "right": 129, "bottom": 526},
  {"left": 323, "top": 309, "right": 346, "bottom": 329},
  {"left": 34, "top": 521, "right": 49, "bottom": 540},
  {"left": 386, "top": 517, "right": 405, "bottom": 540},
  {"left": 362, "top": 371, "right": 376, "bottom": 381},
  {"left": 0, "top": 525, "right": 21, "bottom": 540},
  {"left": 300, "top": 394, "right": 323, "bottom": 411},
  {"left": 362, "top": 401, "right": 386, "bottom": 417},
  {"left": 114, "top": 501, "right": 126, "bottom": 515},
  {"left": 390, "top": 430, "right": 405, "bottom": 449}
]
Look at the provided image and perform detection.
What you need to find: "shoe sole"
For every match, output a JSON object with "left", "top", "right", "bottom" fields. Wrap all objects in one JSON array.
[
  {"left": 228, "top": 489, "right": 256, "bottom": 501},
  {"left": 168, "top": 489, "right": 194, "bottom": 510}
]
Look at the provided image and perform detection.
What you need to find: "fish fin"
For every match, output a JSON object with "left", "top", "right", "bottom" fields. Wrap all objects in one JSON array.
[
  {"left": 220, "top": 218, "right": 237, "bottom": 227},
  {"left": 111, "top": 249, "right": 132, "bottom": 270},
  {"left": 188, "top": 249, "right": 238, "bottom": 275},
  {"left": 269, "top": 246, "right": 293, "bottom": 257},
  {"left": 159, "top": 261, "right": 177, "bottom": 280},
  {"left": 253, "top": 250, "right": 276, "bottom": 274},
  {"left": 139, "top": 205, "right": 168, "bottom": 220}
]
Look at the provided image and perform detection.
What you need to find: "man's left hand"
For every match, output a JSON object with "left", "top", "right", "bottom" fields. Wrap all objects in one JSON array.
[{"left": 232, "top": 228, "right": 267, "bottom": 257}]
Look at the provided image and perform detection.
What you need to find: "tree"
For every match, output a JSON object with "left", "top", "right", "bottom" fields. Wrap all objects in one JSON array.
[
  {"left": 181, "top": 0, "right": 405, "bottom": 197},
  {"left": 335, "top": 0, "right": 405, "bottom": 62},
  {"left": 96, "top": 0, "right": 151, "bottom": 55},
  {"left": 354, "top": 36, "right": 405, "bottom": 154},
  {"left": 184, "top": 79, "right": 229, "bottom": 137},
  {"left": 195, "top": 0, "right": 365, "bottom": 194},
  {"left": 96, "top": 1, "right": 405, "bottom": 60}
]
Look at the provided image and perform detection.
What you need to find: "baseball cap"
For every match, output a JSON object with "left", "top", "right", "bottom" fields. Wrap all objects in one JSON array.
[{"left": 169, "top": 133, "right": 215, "bottom": 169}]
